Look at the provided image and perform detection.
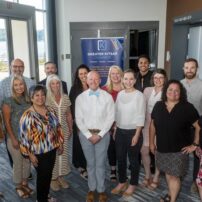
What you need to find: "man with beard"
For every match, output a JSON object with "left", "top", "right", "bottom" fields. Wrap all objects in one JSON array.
[
  {"left": 181, "top": 58, "right": 202, "bottom": 193},
  {"left": 135, "top": 55, "right": 153, "bottom": 92}
]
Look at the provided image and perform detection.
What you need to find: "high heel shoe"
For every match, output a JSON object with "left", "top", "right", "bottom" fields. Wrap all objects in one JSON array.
[{"left": 111, "top": 183, "right": 128, "bottom": 195}]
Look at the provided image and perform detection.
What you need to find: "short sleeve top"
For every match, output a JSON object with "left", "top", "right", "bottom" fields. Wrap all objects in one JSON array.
[
  {"left": 2, "top": 96, "right": 30, "bottom": 139},
  {"left": 19, "top": 106, "right": 64, "bottom": 156},
  {"left": 151, "top": 101, "right": 199, "bottom": 153}
]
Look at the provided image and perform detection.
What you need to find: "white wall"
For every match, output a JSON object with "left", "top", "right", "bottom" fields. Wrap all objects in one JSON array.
[{"left": 55, "top": 0, "right": 167, "bottom": 89}]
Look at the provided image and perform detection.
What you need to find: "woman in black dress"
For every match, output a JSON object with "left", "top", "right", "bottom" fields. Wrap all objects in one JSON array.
[
  {"left": 150, "top": 80, "right": 200, "bottom": 202},
  {"left": 69, "top": 64, "right": 90, "bottom": 179}
]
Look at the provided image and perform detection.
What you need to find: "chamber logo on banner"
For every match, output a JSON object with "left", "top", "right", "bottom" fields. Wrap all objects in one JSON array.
[{"left": 81, "top": 37, "right": 124, "bottom": 86}]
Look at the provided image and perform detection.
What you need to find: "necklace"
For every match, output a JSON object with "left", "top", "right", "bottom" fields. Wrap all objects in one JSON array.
[{"left": 32, "top": 105, "right": 48, "bottom": 118}]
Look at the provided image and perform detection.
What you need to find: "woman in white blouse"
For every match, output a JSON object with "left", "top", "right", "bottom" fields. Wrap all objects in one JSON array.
[
  {"left": 141, "top": 69, "right": 167, "bottom": 190},
  {"left": 111, "top": 69, "right": 146, "bottom": 197}
]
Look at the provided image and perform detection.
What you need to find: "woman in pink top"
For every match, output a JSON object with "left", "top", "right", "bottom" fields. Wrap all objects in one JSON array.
[
  {"left": 141, "top": 69, "right": 167, "bottom": 189},
  {"left": 102, "top": 65, "right": 123, "bottom": 181}
]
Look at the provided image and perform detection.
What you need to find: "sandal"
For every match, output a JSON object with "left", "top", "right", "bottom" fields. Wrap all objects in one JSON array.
[
  {"left": 16, "top": 186, "right": 30, "bottom": 199},
  {"left": 110, "top": 169, "right": 117, "bottom": 182},
  {"left": 80, "top": 169, "right": 88, "bottom": 180},
  {"left": 22, "top": 184, "right": 34, "bottom": 195},
  {"left": 160, "top": 194, "right": 171, "bottom": 202},
  {"left": 141, "top": 177, "right": 152, "bottom": 187},
  {"left": 148, "top": 180, "right": 159, "bottom": 190}
]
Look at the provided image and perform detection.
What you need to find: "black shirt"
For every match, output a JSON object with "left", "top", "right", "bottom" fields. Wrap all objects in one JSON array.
[
  {"left": 151, "top": 101, "right": 199, "bottom": 153},
  {"left": 135, "top": 70, "right": 153, "bottom": 92}
]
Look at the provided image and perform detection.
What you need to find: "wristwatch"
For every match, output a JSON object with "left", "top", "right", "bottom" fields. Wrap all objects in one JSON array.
[{"left": 192, "top": 142, "right": 200, "bottom": 147}]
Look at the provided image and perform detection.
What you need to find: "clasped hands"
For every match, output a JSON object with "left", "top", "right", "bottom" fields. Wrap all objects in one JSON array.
[{"left": 88, "top": 133, "right": 101, "bottom": 144}]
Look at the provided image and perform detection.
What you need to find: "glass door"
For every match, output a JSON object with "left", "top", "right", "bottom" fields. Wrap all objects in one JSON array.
[
  {"left": 0, "top": 1, "right": 38, "bottom": 80},
  {"left": 0, "top": 18, "right": 9, "bottom": 80}
]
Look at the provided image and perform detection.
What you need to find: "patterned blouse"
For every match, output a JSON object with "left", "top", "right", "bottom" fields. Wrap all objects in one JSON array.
[{"left": 19, "top": 106, "right": 64, "bottom": 156}]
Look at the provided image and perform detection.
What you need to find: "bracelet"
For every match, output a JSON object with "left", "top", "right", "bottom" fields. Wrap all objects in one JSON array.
[{"left": 192, "top": 142, "right": 200, "bottom": 147}]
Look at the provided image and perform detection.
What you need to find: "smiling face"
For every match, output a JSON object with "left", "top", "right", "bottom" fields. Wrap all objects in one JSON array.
[
  {"left": 183, "top": 61, "right": 197, "bottom": 80},
  {"left": 78, "top": 68, "right": 89, "bottom": 84},
  {"left": 87, "top": 71, "right": 100, "bottom": 91},
  {"left": 138, "top": 57, "right": 150, "bottom": 74},
  {"left": 13, "top": 79, "right": 25, "bottom": 96},
  {"left": 166, "top": 83, "right": 180, "bottom": 102},
  {"left": 11, "top": 59, "right": 24, "bottom": 76},
  {"left": 123, "top": 72, "right": 136, "bottom": 90},
  {"left": 110, "top": 68, "right": 122, "bottom": 84},
  {"left": 153, "top": 73, "right": 165, "bottom": 88},
  {"left": 44, "top": 63, "right": 57, "bottom": 76},
  {"left": 31, "top": 90, "right": 46, "bottom": 107},
  {"left": 50, "top": 79, "right": 60, "bottom": 95}
]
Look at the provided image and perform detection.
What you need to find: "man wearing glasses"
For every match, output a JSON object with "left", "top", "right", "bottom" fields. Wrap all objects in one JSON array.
[{"left": 0, "top": 58, "right": 35, "bottom": 105}]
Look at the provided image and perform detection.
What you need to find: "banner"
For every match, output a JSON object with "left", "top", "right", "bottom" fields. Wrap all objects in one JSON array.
[{"left": 81, "top": 37, "right": 124, "bottom": 86}]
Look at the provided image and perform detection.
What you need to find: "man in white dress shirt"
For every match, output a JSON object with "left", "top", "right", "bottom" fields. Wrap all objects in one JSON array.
[{"left": 76, "top": 70, "right": 114, "bottom": 202}]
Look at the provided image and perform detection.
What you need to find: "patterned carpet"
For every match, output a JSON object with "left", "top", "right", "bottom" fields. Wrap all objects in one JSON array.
[{"left": 0, "top": 137, "right": 200, "bottom": 202}]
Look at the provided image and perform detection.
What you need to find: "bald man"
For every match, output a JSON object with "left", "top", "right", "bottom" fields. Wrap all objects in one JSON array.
[{"left": 76, "top": 71, "right": 114, "bottom": 202}]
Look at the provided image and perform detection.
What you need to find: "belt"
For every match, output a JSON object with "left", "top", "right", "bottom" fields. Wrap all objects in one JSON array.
[{"left": 89, "top": 129, "right": 101, "bottom": 134}]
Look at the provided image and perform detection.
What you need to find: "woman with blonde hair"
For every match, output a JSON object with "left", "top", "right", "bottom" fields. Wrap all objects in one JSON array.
[
  {"left": 46, "top": 74, "right": 73, "bottom": 191},
  {"left": 2, "top": 75, "right": 32, "bottom": 198},
  {"left": 102, "top": 65, "right": 123, "bottom": 181}
]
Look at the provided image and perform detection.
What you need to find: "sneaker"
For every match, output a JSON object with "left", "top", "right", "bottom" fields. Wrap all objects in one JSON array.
[
  {"left": 50, "top": 180, "right": 60, "bottom": 191},
  {"left": 58, "top": 177, "right": 70, "bottom": 189}
]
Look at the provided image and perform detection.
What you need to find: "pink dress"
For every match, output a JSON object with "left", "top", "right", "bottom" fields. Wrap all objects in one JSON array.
[{"left": 142, "top": 87, "right": 162, "bottom": 147}]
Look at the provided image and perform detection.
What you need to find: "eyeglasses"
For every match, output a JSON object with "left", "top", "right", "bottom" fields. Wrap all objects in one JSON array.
[{"left": 13, "top": 65, "right": 24, "bottom": 68}]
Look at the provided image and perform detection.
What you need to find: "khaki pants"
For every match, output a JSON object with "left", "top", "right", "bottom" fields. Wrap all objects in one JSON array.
[{"left": 7, "top": 138, "right": 30, "bottom": 184}]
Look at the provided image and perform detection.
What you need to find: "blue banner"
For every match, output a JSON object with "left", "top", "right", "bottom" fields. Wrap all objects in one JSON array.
[{"left": 81, "top": 37, "right": 124, "bottom": 86}]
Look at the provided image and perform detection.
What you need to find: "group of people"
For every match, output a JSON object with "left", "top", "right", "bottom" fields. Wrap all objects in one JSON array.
[
  {"left": 0, "top": 55, "right": 202, "bottom": 202},
  {"left": 0, "top": 59, "right": 72, "bottom": 202}
]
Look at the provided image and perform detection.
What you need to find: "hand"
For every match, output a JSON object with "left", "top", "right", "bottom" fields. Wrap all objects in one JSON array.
[
  {"left": 131, "top": 135, "right": 139, "bottom": 146},
  {"left": 149, "top": 143, "right": 156, "bottom": 155},
  {"left": 58, "top": 145, "right": 64, "bottom": 155},
  {"left": 29, "top": 153, "right": 38, "bottom": 167},
  {"left": 0, "top": 137, "right": 4, "bottom": 144},
  {"left": 181, "top": 145, "right": 197, "bottom": 154},
  {"left": 88, "top": 134, "right": 101, "bottom": 144},
  {"left": 12, "top": 138, "right": 19, "bottom": 149}
]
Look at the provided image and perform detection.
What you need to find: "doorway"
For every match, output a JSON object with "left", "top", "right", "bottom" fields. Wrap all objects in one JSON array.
[{"left": 0, "top": 1, "right": 38, "bottom": 80}]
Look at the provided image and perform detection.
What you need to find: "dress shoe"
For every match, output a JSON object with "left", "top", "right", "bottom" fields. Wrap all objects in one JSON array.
[
  {"left": 86, "top": 191, "right": 95, "bottom": 202},
  {"left": 98, "top": 192, "right": 107, "bottom": 202}
]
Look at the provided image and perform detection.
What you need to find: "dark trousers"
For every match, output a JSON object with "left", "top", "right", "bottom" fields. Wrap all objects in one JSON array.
[
  {"left": 35, "top": 149, "right": 56, "bottom": 202},
  {"left": 108, "top": 133, "right": 116, "bottom": 167},
  {"left": 72, "top": 122, "right": 87, "bottom": 169},
  {"left": 115, "top": 128, "right": 143, "bottom": 185}
]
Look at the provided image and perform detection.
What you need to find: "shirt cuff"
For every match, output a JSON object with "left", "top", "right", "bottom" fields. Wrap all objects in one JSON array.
[{"left": 84, "top": 131, "right": 92, "bottom": 139}]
